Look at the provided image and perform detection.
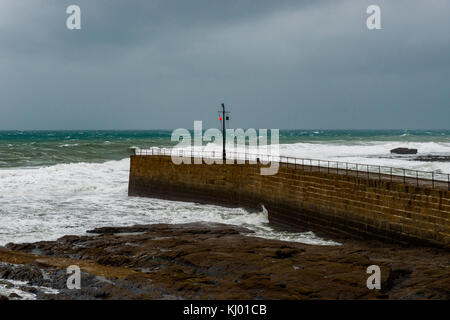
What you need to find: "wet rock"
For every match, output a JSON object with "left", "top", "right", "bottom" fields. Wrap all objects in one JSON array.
[
  {"left": 381, "top": 269, "right": 412, "bottom": 293},
  {"left": 96, "top": 255, "right": 132, "bottom": 267},
  {"left": 19, "top": 286, "right": 38, "bottom": 294},
  {"left": 0, "top": 295, "right": 8, "bottom": 300},
  {"left": 0, "top": 280, "right": 14, "bottom": 289},
  {"left": 33, "top": 259, "right": 52, "bottom": 268},
  {"left": 8, "top": 293, "right": 22, "bottom": 299},
  {"left": 87, "top": 222, "right": 253, "bottom": 235},
  {"left": 390, "top": 148, "right": 418, "bottom": 155},
  {"left": 412, "top": 155, "right": 450, "bottom": 162},
  {"left": 0, "top": 223, "right": 449, "bottom": 300}
]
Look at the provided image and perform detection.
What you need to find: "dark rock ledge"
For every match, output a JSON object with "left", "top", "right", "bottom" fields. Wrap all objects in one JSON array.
[{"left": 0, "top": 222, "right": 449, "bottom": 300}]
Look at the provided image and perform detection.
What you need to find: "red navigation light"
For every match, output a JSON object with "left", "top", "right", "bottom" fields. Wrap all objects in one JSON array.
[{"left": 219, "top": 117, "right": 222, "bottom": 121}]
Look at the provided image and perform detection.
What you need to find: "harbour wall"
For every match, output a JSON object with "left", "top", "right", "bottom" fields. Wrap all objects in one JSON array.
[{"left": 128, "top": 155, "right": 450, "bottom": 248}]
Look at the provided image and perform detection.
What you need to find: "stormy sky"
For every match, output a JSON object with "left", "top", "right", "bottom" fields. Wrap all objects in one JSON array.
[{"left": 0, "top": 0, "right": 449, "bottom": 130}]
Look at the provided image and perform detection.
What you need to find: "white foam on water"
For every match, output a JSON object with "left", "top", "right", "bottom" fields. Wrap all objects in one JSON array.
[
  {"left": 0, "top": 278, "right": 59, "bottom": 300},
  {"left": 0, "top": 158, "right": 338, "bottom": 246},
  {"left": 279, "top": 141, "right": 450, "bottom": 173},
  {"left": 197, "top": 140, "right": 450, "bottom": 173},
  {"left": 59, "top": 143, "right": 79, "bottom": 148},
  {"left": 2, "top": 140, "right": 449, "bottom": 247}
]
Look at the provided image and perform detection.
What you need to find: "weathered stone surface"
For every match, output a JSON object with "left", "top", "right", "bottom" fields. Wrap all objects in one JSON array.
[
  {"left": 128, "top": 155, "right": 450, "bottom": 248},
  {"left": 1, "top": 223, "right": 449, "bottom": 300}
]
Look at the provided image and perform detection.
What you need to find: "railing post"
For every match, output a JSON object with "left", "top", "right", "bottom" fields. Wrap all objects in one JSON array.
[
  {"left": 356, "top": 164, "right": 358, "bottom": 178},
  {"left": 367, "top": 165, "right": 369, "bottom": 179},
  {"left": 416, "top": 171, "right": 419, "bottom": 186},
  {"left": 378, "top": 166, "right": 381, "bottom": 181},
  {"left": 327, "top": 161, "right": 330, "bottom": 174},
  {"left": 403, "top": 169, "right": 406, "bottom": 184},
  {"left": 390, "top": 167, "right": 393, "bottom": 182},
  {"left": 346, "top": 162, "right": 348, "bottom": 175},
  {"left": 432, "top": 172, "right": 434, "bottom": 188}
]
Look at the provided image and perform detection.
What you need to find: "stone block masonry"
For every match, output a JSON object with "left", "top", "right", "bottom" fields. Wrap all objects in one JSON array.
[{"left": 128, "top": 155, "right": 450, "bottom": 248}]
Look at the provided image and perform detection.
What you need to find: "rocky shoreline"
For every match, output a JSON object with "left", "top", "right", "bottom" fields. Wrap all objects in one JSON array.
[{"left": 0, "top": 222, "right": 449, "bottom": 300}]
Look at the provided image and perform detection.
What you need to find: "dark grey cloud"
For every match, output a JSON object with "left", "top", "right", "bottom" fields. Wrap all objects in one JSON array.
[{"left": 0, "top": 0, "right": 449, "bottom": 130}]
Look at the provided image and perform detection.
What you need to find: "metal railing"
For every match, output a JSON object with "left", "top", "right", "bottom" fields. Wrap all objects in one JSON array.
[{"left": 134, "top": 147, "right": 450, "bottom": 190}]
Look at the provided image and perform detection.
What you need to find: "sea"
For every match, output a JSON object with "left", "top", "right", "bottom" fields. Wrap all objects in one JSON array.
[{"left": 1, "top": 129, "right": 450, "bottom": 246}]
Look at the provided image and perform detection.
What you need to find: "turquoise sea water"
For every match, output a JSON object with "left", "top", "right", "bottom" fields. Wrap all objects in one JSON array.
[
  {"left": 1, "top": 129, "right": 450, "bottom": 168},
  {"left": 0, "top": 129, "right": 449, "bottom": 246}
]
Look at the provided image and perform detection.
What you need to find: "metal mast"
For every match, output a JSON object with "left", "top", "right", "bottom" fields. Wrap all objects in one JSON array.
[{"left": 218, "top": 103, "right": 230, "bottom": 161}]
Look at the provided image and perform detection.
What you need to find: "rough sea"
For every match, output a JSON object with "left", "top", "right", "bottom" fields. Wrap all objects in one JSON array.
[{"left": 1, "top": 129, "right": 450, "bottom": 246}]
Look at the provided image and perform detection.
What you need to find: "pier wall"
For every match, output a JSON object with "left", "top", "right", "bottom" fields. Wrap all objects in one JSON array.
[{"left": 128, "top": 155, "right": 450, "bottom": 247}]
